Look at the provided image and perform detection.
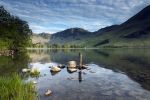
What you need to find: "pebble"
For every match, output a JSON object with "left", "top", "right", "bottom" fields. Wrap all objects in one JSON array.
[{"left": 45, "top": 89, "right": 52, "bottom": 96}]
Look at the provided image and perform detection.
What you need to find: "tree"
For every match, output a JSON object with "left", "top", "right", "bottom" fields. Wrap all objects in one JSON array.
[{"left": 0, "top": 6, "right": 32, "bottom": 51}]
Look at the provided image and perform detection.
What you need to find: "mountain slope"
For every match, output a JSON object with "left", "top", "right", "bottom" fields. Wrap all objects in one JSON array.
[
  {"left": 50, "top": 28, "right": 92, "bottom": 46},
  {"left": 49, "top": 5, "right": 150, "bottom": 48},
  {"left": 94, "top": 5, "right": 150, "bottom": 47},
  {"left": 31, "top": 33, "right": 51, "bottom": 45}
]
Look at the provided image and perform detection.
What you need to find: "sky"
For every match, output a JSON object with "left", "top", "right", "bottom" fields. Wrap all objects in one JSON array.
[{"left": 0, "top": 0, "right": 150, "bottom": 34}]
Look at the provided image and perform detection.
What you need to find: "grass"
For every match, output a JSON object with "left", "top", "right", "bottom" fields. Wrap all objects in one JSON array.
[
  {"left": 0, "top": 73, "right": 38, "bottom": 100},
  {"left": 30, "top": 68, "right": 40, "bottom": 77}
]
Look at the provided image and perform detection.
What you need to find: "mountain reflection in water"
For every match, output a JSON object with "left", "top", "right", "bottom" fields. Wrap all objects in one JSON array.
[{"left": 25, "top": 49, "right": 150, "bottom": 100}]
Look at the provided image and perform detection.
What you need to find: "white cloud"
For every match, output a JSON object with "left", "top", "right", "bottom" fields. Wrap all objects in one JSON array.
[{"left": 0, "top": 0, "right": 150, "bottom": 33}]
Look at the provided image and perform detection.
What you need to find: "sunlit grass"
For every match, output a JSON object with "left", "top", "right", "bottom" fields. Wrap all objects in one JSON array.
[{"left": 0, "top": 74, "right": 38, "bottom": 100}]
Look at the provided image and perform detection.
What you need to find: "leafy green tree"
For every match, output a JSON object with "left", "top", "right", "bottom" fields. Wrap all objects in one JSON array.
[{"left": 0, "top": 6, "right": 32, "bottom": 51}]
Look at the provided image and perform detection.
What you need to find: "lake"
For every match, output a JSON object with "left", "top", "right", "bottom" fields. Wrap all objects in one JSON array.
[{"left": 0, "top": 49, "right": 150, "bottom": 100}]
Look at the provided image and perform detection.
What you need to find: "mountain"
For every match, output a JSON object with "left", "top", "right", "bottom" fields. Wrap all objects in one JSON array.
[
  {"left": 94, "top": 25, "right": 119, "bottom": 35},
  {"left": 31, "top": 33, "right": 51, "bottom": 45},
  {"left": 49, "top": 5, "right": 150, "bottom": 48},
  {"left": 94, "top": 5, "right": 150, "bottom": 47},
  {"left": 50, "top": 28, "right": 92, "bottom": 46}
]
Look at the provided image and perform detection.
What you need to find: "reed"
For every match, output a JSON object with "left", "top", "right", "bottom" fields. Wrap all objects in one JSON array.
[{"left": 0, "top": 74, "right": 38, "bottom": 100}]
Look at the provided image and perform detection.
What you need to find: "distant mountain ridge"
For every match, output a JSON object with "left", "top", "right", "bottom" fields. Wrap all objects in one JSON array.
[{"left": 36, "top": 5, "right": 150, "bottom": 48}]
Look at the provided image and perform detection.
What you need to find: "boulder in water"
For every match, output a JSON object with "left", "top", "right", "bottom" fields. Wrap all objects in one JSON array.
[
  {"left": 50, "top": 67, "right": 61, "bottom": 72},
  {"left": 68, "top": 61, "right": 77, "bottom": 68},
  {"left": 67, "top": 68, "right": 77, "bottom": 73}
]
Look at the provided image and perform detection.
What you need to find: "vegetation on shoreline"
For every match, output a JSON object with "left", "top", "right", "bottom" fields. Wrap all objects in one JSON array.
[
  {"left": 0, "top": 74, "right": 37, "bottom": 100},
  {"left": 28, "top": 43, "right": 84, "bottom": 49}
]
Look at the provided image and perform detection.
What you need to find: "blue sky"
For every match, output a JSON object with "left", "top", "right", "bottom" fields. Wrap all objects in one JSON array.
[{"left": 0, "top": 0, "right": 150, "bottom": 34}]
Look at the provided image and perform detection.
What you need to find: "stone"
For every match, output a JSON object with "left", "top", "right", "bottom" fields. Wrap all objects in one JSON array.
[
  {"left": 68, "top": 61, "right": 77, "bottom": 68},
  {"left": 45, "top": 89, "right": 52, "bottom": 96},
  {"left": 67, "top": 68, "right": 77, "bottom": 73},
  {"left": 58, "top": 64, "right": 65, "bottom": 68},
  {"left": 50, "top": 67, "right": 61, "bottom": 72},
  {"left": 82, "top": 65, "right": 88, "bottom": 69}
]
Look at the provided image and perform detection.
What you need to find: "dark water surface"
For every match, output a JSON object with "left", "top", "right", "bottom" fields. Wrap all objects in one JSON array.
[{"left": 1, "top": 49, "right": 150, "bottom": 100}]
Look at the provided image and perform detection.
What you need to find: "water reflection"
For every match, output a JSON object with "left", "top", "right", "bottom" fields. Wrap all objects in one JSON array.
[
  {"left": 1, "top": 49, "right": 150, "bottom": 99},
  {"left": 0, "top": 52, "right": 30, "bottom": 76},
  {"left": 26, "top": 49, "right": 150, "bottom": 100}
]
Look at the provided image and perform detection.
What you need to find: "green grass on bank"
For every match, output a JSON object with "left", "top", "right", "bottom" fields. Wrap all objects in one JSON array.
[{"left": 0, "top": 74, "right": 38, "bottom": 100}]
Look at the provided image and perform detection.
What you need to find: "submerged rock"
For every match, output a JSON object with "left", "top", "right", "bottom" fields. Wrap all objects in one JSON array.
[
  {"left": 51, "top": 67, "right": 61, "bottom": 72},
  {"left": 45, "top": 89, "right": 52, "bottom": 96}
]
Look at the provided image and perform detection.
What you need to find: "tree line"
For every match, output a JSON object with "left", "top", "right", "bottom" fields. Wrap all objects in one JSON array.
[{"left": 0, "top": 6, "right": 32, "bottom": 51}]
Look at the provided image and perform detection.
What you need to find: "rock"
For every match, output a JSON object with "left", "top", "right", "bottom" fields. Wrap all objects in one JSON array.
[
  {"left": 68, "top": 61, "right": 77, "bottom": 68},
  {"left": 58, "top": 64, "right": 65, "bottom": 68},
  {"left": 22, "top": 68, "right": 30, "bottom": 73},
  {"left": 67, "top": 68, "right": 77, "bottom": 73},
  {"left": 50, "top": 67, "right": 61, "bottom": 72},
  {"left": 82, "top": 65, "right": 88, "bottom": 69},
  {"left": 45, "top": 89, "right": 52, "bottom": 96}
]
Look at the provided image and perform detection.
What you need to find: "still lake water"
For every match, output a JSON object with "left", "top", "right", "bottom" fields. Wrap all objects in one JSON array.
[{"left": 0, "top": 49, "right": 150, "bottom": 100}]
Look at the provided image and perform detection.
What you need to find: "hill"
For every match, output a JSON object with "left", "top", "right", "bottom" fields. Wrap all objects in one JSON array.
[
  {"left": 49, "top": 5, "right": 150, "bottom": 48},
  {"left": 50, "top": 28, "right": 92, "bottom": 47},
  {"left": 31, "top": 33, "right": 51, "bottom": 45}
]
